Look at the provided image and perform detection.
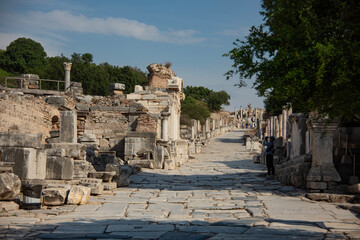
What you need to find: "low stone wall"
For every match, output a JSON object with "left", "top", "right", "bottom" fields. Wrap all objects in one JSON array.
[
  {"left": 0, "top": 92, "right": 59, "bottom": 143},
  {"left": 275, "top": 154, "right": 312, "bottom": 188}
]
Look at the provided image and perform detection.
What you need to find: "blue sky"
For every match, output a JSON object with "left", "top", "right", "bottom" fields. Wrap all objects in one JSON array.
[{"left": 0, "top": 0, "right": 265, "bottom": 110}]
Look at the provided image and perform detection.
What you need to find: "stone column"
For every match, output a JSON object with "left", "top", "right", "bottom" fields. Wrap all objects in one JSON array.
[
  {"left": 206, "top": 118, "right": 211, "bottom": 139},
  {"left": 240, "top": 106, "right": 243, "bottom": 120},
  {"left": 63, "top": 62, "right": 72, "bottom": 91},
  {"left": 161, "top": 113, "right": 170, "bottom": 141},
  {"left": 191, "top": 119, "right": 196, "bottom": 140},
  {"left": 306, "top": 120, "right": 341, "bottom": 191},
  {"left": 266, "top": 119, "right": 271, "bottom": 137},
  {"left": 282, "top": 108, "right": 287, "bottom": 141},
  {"left": 274, "top": 117, "right": 279, "bottom": 138},
  {"left": 279, "top": 114, "right": 283, "bottom": 139},
  {"left": 60, "top": 110, "right": 77, "bottom": 143}
]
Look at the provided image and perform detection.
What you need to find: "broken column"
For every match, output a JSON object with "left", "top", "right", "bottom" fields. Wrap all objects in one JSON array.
[
  {"left": 64, "top": 62, "right": 72, "bottom": 91},
  {"left": 306, "top": 120, "right": 341, "bottom": 191}
]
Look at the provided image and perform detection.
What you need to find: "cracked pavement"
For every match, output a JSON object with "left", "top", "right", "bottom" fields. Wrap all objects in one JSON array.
[{"left": 1, "top": 130, "right": 359, "bottom": 239}]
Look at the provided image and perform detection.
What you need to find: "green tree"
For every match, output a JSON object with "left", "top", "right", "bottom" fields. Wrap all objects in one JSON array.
[
  {"left": 184, "top": 86, "right": 230, "bottom": 112},
  {"left": 180, "top": 96, "right": 210, "bottom": 126},
  {"left": 2, "top": 38, "right": 47, "bottom": 75},
  {"left": 224, "top": 0, "right": 360, "bottom": 124}
]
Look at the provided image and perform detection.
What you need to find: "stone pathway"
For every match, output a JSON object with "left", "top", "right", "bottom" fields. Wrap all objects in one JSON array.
[{"left": 1, "top": 130, "right": 360, "bottom": 239}]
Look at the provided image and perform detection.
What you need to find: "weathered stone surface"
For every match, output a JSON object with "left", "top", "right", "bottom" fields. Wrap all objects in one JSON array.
[
  {"left": 305, "top": 193, "right": 355, "bottom": 203},
  {"left": 80, "top": 178, "right": 104, "bottom": 195},
  {"left": 67, "top": 186, "right": 91, "bottom": 205},
  {"left": 88, "top": 171, "right": 116, "bottom": 182},
  {"left": 60, "top": 111, "right": 77, "bottom": 143},
  {"left": 21, "top": 179, "right": 44, "bottom": 198},
  {"left": 153, "top": 146, "right": 165, "bottom": 169},
  {"left": 0, "top": 173, "right": 21, "bottom": 200},
  {"left": 164, "top": 159, "right": 175, "bottom": 170},
  {"left": 128, "top": 159, "right": 154, "bottom": 169},
  {"left": 347, "top": 183, "right": 360, "bottom": 194},
  {"left": 0, "top": 201, "right": 19, "bottom": 212},
  {"left": 105, "top": 164, "right": 132, "bottom": 187},
  {"left": 5, "top": 148, "right": 47, "bottom": 180},
  {"left": 103, "top": 181, "right": 117, "bottom": 190},
  {"left": 0, "top": 132, "right": 42, "bottom": 148},
  {"left": 45, "top": 96, "right": 66, "bottom": 106},
  {"left": 42, "top": 187, "right": 69, "bottom": 206},
  {"left": 109, "top": 83, "right": 125, "bottom": 90},
  {"left": 46, "top": 156, "right": 74, "bottom": 180}
]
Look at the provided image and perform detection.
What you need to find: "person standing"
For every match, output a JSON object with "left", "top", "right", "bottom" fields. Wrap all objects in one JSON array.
[{"left": 266, "top": 136, "right": 275, "bottom": 175}]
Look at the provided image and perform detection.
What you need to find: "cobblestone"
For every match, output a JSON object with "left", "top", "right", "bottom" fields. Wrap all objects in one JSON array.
[{"left": 0, "top": 130, "right": 359, "bottom": 239}]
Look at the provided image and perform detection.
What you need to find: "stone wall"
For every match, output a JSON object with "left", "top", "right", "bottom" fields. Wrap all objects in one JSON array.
[{"left": 0, "top": 92, "right": 60, "bottom": 143}]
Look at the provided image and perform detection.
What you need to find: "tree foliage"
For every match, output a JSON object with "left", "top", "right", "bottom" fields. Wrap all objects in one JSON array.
[
  {"left": 183, "top": 86, "right": 230, "bottom": 112},
  {"left": 180, "top": 96, "right": 210, "bottom": 126},
  {"left": 224, "top": 0, "right": 360, "bottom": 123},
  {"left": 0, "top": 38, "right": 148, "bottom": 95},
  {"left": 0, "top": 38, "right": 47, "bottom": 75}
]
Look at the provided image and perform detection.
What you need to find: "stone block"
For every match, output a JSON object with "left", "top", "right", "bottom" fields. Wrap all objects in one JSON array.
[
  {"left": 0, "top": 132, "right": 42, "bottom": 149},
  {"left": 347, "top": 183, "right": 360, "bottom": 194},
  {"left": 3, "top": 148, "right": 46, "bottom": 180},
  {"left": 0, "top": 173, "right": 21, "bottom": 200},
  {"left": 109, "top": 83, "right": 125, "bottom": 90},
  {"left": 80, "top": 178, "right": 104, "bottom": 195},
  {"left": 307, "top": 181, "right": 327, "bottom": 190},
  {"left": 164, "top": 159, "right": 175, "bottom": 170},
  {"left": 0, "top": 201, "right": 19, "bottom": 212},
  {"left": 88, "top": 171, "right": 116, "bottom": 182},
  {"left": 153, "top": 146, "right": 165, "bottom": 169},
  {"left": 75, "top": 104, "right": 90, "bottom": 111},
  {"left": 60, "top": 111, "right": 77, "bottom": 143},
  {"left": 67, "top": 186, "right": 91, "bottom": 205},
  {"left": 134, "top": 85, "right": 143, "bottom": 93},
  {"left": 105, "top": 164, "right": 132, "bottom": 187},
  {"left": 126, "top": 94, "right": 141, "bottom": 100},
  {"left": 46, "top": 156, "right": 74, "bottom": 180},
  {"left": 103, "top": 182, "right": 117, "bottom": 190},
  {"left": 45, "top": 96, "right": 66, "bottom": 106},
  {"left": 46, "top": 148, "right": 66, "bottom": 157},
  {"left": 42, "top": 187, "right": 69, "bottom": 206}
]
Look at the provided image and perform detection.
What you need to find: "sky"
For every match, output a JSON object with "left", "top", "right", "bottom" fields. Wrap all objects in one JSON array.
[{"left": 0, "top": 0, "right": 265, "bottom": 111}]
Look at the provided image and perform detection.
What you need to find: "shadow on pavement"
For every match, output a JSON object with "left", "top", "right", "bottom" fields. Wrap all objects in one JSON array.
[{"left": 3, "top": 216, "right": 333, "bottom": 239}]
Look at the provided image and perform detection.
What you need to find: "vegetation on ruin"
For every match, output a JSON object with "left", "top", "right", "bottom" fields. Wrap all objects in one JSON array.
[
  {"left": 180, "top": 86, "right": 230, "bottom": 126},
  {"left": 0, "top": 38, "right": 148, "bottom": 95},
  {"left": 224, "top": 0, "right": 360, "bottom": 124}
]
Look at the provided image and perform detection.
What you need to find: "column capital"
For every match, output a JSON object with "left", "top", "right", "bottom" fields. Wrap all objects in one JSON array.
[
  {"left": 307, "top": 119, "right": 339, "bottom": 134},
  {"left": 63, "top": 62, "right": 72, "bottom": 71}
]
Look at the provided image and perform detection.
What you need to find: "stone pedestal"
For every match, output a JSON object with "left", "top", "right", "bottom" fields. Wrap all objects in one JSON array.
[{"left": 306, "top": 121, "right": 341, "bottom": 191}]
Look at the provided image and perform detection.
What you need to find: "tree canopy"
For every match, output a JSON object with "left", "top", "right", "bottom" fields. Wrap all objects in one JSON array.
[
  {"left": 180, "top": 86, "right": 230, "bottom": 126},
  {"left": 0, "top": 38, "right": 148, "bottom": 96},
  {"left": 224, "top": 0, "right": 360, "bottom": 124},
  {"left": 183, "top": 86, "right": 230, "bottom": 112},
  {"left": 0, "top": 37, "right": 47, "bottom": 75}
]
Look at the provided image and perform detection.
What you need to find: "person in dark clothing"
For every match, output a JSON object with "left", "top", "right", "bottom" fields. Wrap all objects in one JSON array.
[{"left": 266, "top": 136, "right": 275, "bottom": 175}]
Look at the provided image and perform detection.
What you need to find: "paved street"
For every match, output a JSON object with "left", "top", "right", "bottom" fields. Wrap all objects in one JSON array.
[{"left": 1, "top": 130, "right": 360, "bottom": 239}]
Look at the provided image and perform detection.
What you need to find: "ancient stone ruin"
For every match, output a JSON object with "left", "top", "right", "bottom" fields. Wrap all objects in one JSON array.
[
  {"left": 260, "top": 107, "right": 360, "bottom": 194},
  {"left": 0, "top": 63, "right": 242, "bottom": 211}
]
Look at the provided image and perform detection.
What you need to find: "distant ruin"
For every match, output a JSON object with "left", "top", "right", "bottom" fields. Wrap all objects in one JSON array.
[{"left": 0, "top": 63, "right": 264, "bottom": 209}]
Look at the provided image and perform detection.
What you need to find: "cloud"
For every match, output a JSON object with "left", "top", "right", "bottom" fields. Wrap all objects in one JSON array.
[
  {"left": 8, "top": 10, "right": 205, "bottom": 45},
  {"left": 0, "top": 32, "right": 65, "bottom": 57}
]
